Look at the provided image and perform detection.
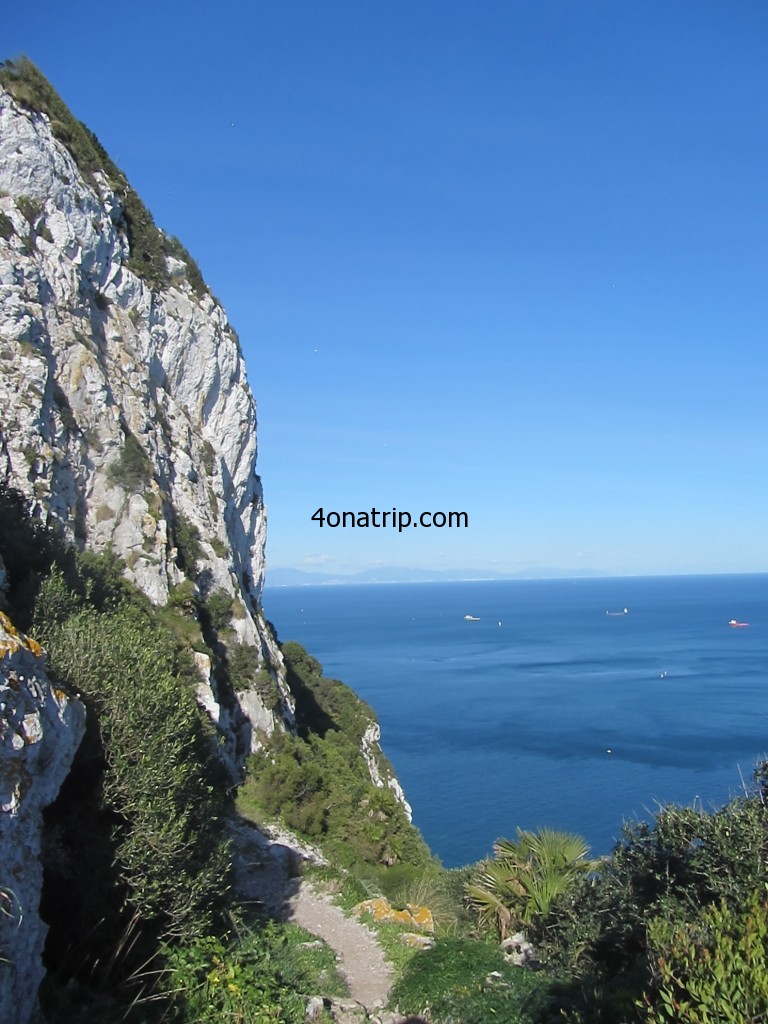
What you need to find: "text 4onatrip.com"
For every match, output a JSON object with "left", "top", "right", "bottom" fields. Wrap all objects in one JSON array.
[{"left": 311, "top": 508, "right": 469, "bottom": 532}]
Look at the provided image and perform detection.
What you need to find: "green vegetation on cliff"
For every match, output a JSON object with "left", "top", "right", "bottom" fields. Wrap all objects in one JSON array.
[
  {"left": 0, "top": 484, "right": 339, "bottom": 1023},
  {"left": 0, "top": 56, "right": 208, "bottom": 296},
  {"left": 239, "top": 639, "right": 432, "bottom": 870}
]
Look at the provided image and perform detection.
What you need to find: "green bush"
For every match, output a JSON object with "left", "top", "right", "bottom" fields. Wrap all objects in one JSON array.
[
  {"left": 164, "top": 234, "right": 209, "bottom": 299},
  {"left": 42, "top": 603, "right": 231, "bottom": 941},
  {"left": 163, "top": 920, "right": 343, "bottom": 1023},
  {"left": 173, "top": 512, "right": 203, "bottom": 578},
  {"left": 240, "top": 641, "right": 431, "bottom": 867},
  {"left": 163, "top": 931, "right": 302, "bottom": 1024},
  {"left": 211, "top": 536, "right": 229, "bottom": 558},
  {"left": 534, "top": 792, "right": 768, "bottom": 983},
  {"left": 200, "top": 440, "right": 217, "bottom": 476},
  {"left": 168, "top": 578, "right": 199, "bottom": 612},
  {"left": 643, "top": 891, "right": 768, "bottom": 1022},
  {"left": 226, "top": 643, "right": 280, "bottom": 703},
  {"left": 282, "top": 639, "right": 373, "bottom": 741},
  {"left": 107, "top": 431, "right": 153, "bottom": 491},
  {"left": 15, "top": 194, "right": 43, "bottom": 226},
  {"left": 241, "top": 724, "right": 430, "bottom": 869},
  {"left": 0, "top": 210, "right": 16, "bottom": 239},
  {"left": 204, "top": 588, "right": 234, "bottom": 632}
]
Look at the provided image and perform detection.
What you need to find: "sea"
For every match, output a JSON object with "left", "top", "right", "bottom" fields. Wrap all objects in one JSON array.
[{"left": 263, "top": 574, "right": 768, "bottom": 868}]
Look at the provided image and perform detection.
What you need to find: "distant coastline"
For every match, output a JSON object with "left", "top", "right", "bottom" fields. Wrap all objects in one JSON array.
[
  {"left": 266, "top": 565, "right": 609, "bottom": 587},
  {"left": 265, "top": 566, "right": 768, "bottom": 588}
]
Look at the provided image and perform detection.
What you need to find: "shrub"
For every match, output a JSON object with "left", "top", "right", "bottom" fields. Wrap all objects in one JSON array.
[
  {"left": 173, "top": 512, "right": 203, "bottom": 578},
  {"left": 282, "top": 639, "right": 370, "bottom": 740},
  {"left": 204, "top": 588, "right": 234, "bottom": 632},
  {"left": 200, "top": 440, "right": 217, "bottom": 476},
  {"left": 226, "top": 644, "right": 280, "bottom": 704},
  {"left": 529, "top": 780, "right": 768, "bottom": 1022},
  {"left": 42, "top": 603, "right": 231, "bottom": 941},
  {"left": 467, "top": 828, "right": 595, "bottom": 939},
  {"left": 243, "top": 642, "right": 431, "bottom": 868},
  {"left": 107, "top": 431, "right": 152, "bottom": 491},
  {"left": 643, "top": 891, "right": 768, "bottom": 1022},
  {"left": 0, "top": 211, "right": 14, "bottom": 239},
  {"left": 162, "top": 922, "right": 340, "bottom": 1023},
  {"left": 210, "top": 536, "right": 229, "bottom": 558},
  {"left": 15, "top": 194, "right": 43, "bottom": 226},
  {"left": 168, "top": 578, "right": 199, "bottom": 612},
  {"left": 241, "top": 722, "right": 430, "bottom": 869},
  {"left": 164, "top": 234, "right": 209, "bottom": 299}
]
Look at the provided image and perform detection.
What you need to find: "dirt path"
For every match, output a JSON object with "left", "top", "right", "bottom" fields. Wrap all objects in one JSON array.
[
  {"left": 291, "top": 879, "right": 393, "bottom": 1009},
  {"left": 228, "top": 819, "right": 393, "bottom": 1010}
]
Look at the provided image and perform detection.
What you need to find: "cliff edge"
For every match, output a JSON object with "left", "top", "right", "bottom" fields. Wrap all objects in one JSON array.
[{"left": 0, "top": 60, "right": 292, "bottom": 768}]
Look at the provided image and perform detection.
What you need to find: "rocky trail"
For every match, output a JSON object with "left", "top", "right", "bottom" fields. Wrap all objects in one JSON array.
[{"left": 229, "top": 819, "right": 428, "bottom": 1023}]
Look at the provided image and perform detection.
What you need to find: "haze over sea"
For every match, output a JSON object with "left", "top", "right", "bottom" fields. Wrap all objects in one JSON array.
[{"left": 264, "top": 575, "right": 768, "bottom": 868}]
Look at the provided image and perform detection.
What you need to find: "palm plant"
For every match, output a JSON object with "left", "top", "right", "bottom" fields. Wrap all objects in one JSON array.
[{"left": 467, "top": 827, "right": 595, "bottom": 938}]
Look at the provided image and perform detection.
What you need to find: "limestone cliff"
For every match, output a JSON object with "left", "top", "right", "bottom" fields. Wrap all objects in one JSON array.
[
  {"left": 0, "top": 611, "right": 85, "bottom": 1024},
  {"left": 0, "top": 64, "right": 293, "bottom": 766},
  {"left": 0, "top": 61, "right": 409, "bottom": 809}
]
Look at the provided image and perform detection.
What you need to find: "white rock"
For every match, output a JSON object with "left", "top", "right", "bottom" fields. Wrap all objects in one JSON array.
[
  {"left": 0, "top": 82, "right": 290, "bottom": 759},
  {"left": 305, "top": 995, "right": 327, "bottom": 1022},
  {"left": 0, "top": 614, "right": 85, "bottom": 1024},
  {"left": 361, "top": 722, "right": 413, "bottom": 819}
]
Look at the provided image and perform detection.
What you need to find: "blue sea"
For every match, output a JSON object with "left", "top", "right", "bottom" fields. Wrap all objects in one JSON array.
[{"left": 263, "top": 575, "right": 768, "bottom": 867}]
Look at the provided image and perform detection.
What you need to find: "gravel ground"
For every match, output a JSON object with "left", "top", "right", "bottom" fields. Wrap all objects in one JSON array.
[{"left": 228, "top": 819, "right": 394, "bottom": 1010}]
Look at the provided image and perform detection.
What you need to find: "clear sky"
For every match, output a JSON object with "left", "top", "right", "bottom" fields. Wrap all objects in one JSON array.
[{"left": 5, "top": 2, "right": 768, "bottom": 577}]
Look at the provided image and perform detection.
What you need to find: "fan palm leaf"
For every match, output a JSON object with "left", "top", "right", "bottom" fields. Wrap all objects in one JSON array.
[{"left": 468, "top": 826, "right": 595, "bottom": 935}]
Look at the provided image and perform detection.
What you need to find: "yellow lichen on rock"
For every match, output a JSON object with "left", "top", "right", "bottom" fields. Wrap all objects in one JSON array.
[
  {"left": 353, "top": 896, "right": 435, "bottom": 932},
  {"left": 407, "top": 903, "right": 435, "bottom": 932},
  {"left": 24, "top": 636, "right": 43, "bottom": 658},
  {"left": 0, "top": 611, "right": 19, "bottom": 637},
  {"left": 0, "top": 639, "right": 22, "bottom": 660},
  {"left": 0, "top": 611, "right": 45, "bottom": 660}
]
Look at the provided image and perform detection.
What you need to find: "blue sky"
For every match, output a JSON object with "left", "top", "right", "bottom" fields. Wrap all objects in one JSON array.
[{"left": 5, "top": 2, "right": 768, "bottom": 576}]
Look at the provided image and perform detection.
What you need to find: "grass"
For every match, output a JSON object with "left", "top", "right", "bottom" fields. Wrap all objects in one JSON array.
[
  {"left": 257, "top": 920, "right": 347, "bottom": 1000},
  {"left": 390, "top": 936, "right": 554, "bottom": 1024}
]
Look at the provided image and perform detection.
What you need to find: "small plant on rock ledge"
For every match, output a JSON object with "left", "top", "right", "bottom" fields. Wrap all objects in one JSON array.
[
  {"left": 173, "top": 512, "right": 203, "bottom": 579},
  {"left": 0, "top": 211, "right": 15, "bottom": 240},
  {"left": 106, "top": 431, "right": 152, "bottom": 492}
]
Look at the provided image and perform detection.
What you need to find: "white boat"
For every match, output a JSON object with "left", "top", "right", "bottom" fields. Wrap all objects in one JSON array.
[
  {"left": 464, "top": 614, "right": 480, "bottom": 621},
  {"left": 606, "top": 608, "right": 628, "bottom": 617}
]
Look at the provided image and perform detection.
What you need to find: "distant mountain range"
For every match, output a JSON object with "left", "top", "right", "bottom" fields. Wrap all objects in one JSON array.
[{"left": 265, "top": 565, "right": 607, "bottom": 587}]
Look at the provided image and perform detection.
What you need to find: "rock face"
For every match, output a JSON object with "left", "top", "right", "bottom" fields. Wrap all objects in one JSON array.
[
  {"left": 361, "top": 722, "right": 413, "bottom": 821},
  {"left": 0, "top": 64, "right": 417, "bottom": 1023},
  {"left": 0, "top": 611, "right": 85, "bottom": 1024},
  {"left": 0, "top": 70, "right": 408, "bottom": 806},
  {"left": 0, "top": 77, "right": 293, "bottom": 759}
]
